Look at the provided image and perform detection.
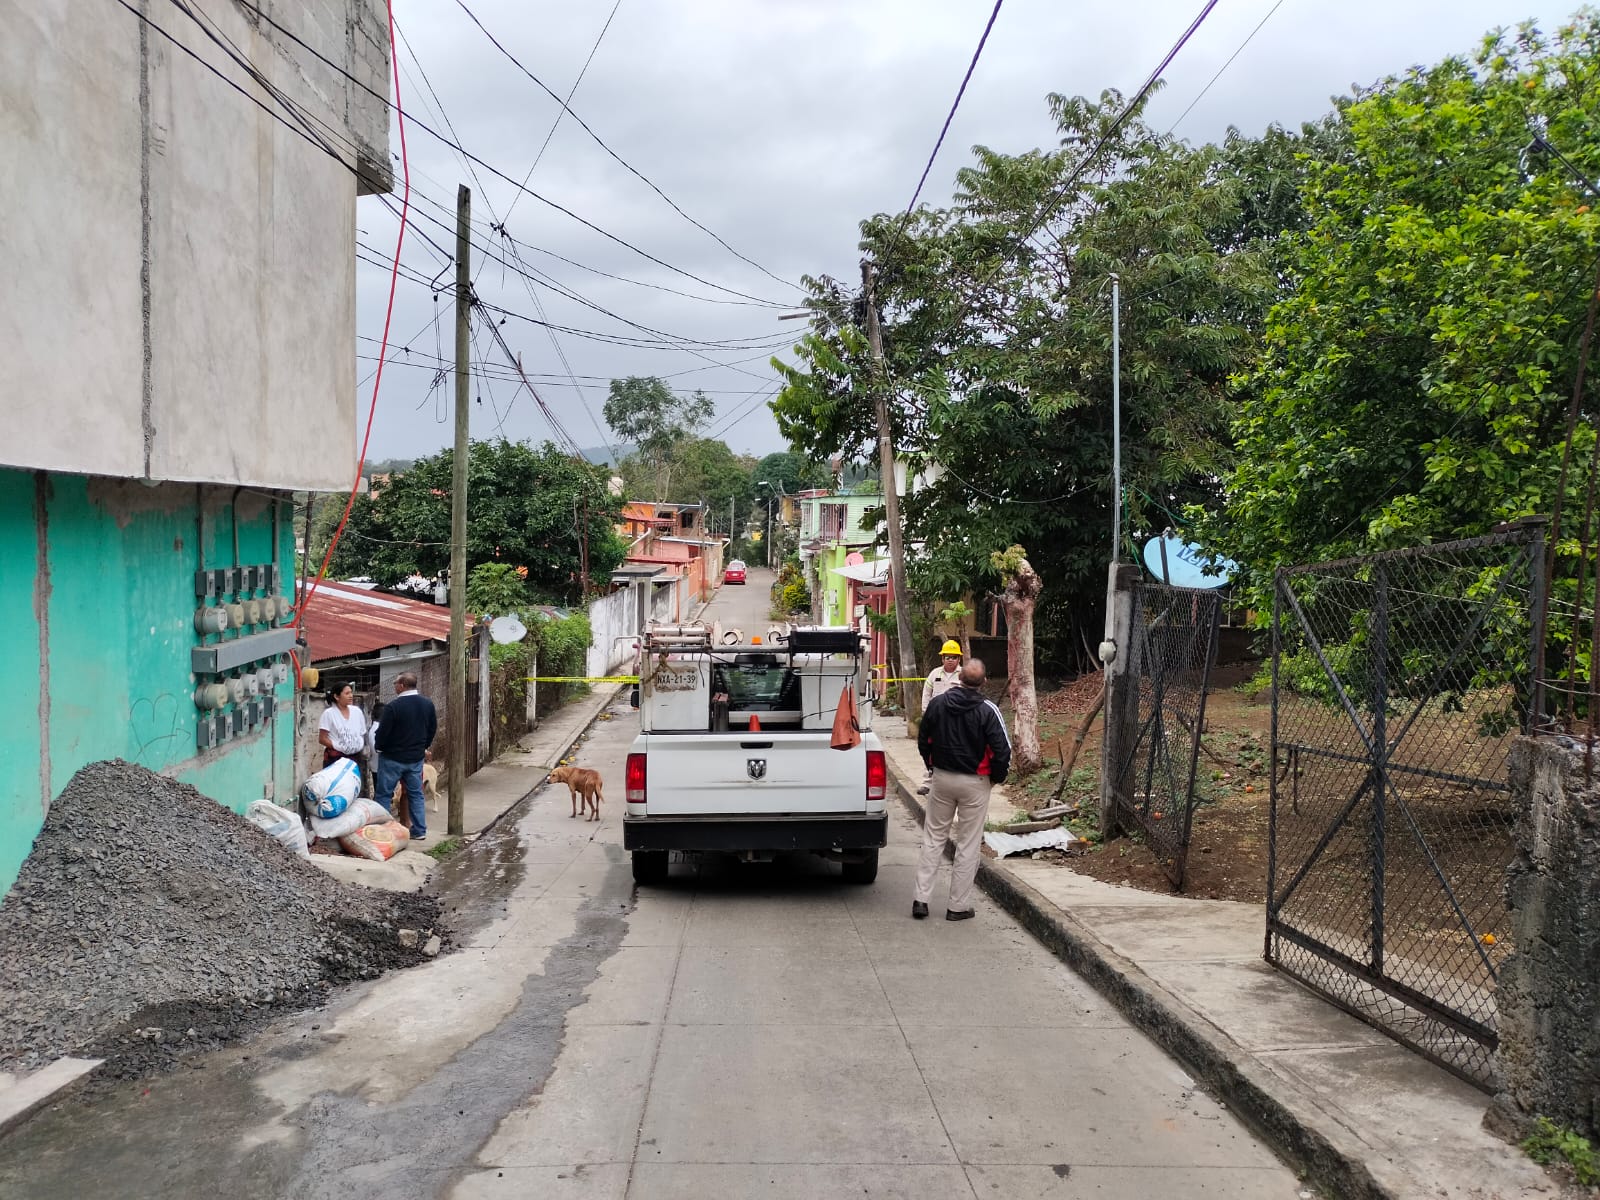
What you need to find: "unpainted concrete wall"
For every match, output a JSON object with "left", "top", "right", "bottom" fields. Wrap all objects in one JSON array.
[
  {"left": 0, "top": 0, "right": 389, "bottom": 491},
  {"left": 1494, "top": 736, "right": 1600, "bottom": 1139},
  {"left": 1, "top": 469, "right": 296, "bottom": 895}
]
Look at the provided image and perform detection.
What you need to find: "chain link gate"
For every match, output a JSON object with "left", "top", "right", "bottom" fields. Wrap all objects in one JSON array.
[
  {"left": 1108, "top": 581, "right": 1222, "bottom": 888},
  {"left": 1267, "top": 526, "right": 1543, "bottom": 1087}
]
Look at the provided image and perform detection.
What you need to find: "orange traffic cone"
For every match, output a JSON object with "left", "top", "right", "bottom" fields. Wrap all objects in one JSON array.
[{"left": 749, "top": 714, "right": 761, "bottom": 732}]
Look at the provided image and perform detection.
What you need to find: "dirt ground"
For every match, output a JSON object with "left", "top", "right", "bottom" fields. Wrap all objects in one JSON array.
[{"left": 1004, "top": 663, "right": 1276, "bottom": 903}]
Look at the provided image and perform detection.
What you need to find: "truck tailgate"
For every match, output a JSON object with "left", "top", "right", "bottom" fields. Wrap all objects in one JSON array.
[{"left": 641, "top": 733, "right": 869, "bottom": 816}]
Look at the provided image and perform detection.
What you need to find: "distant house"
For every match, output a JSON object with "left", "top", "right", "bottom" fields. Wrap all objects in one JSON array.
[
  {"left": 0, "top": 0, "right": 392, "bottom": 895},
  {"left": 617, "top": 501, "right": 723, "bottom": 604}
]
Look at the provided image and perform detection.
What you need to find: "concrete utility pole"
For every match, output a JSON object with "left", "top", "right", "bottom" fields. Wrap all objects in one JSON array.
[
  {"left": 448, "top": 184, "right": 470, "bottom": 838},
  {"left": 861, "top": 260, "right": 921, "bottom": 724}
]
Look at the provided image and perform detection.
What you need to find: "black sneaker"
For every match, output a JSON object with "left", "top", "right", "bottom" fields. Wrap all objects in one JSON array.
[
  {"left": 946, "top": 909, "right": 975, "bottom": 922},
  {"left": 411, "top": 832, "right": 428, "bottom": 842},
  {"left": 911, "top": 901, "right": 929, "bottom": 920}
]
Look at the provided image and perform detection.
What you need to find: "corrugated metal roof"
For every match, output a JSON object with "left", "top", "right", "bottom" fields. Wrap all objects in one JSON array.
[{"left": 302, "top": 582, "right": 461, "bottom": 663}]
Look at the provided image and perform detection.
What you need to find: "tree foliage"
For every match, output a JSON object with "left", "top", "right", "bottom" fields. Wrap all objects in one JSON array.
[
  {"left": 775, "top": 89, "right": 1304, "bottom": 655},
  {"left": 1202, "top": 16, "right": 1600, "bottom": 605},
  {"left": 604, "top": 376, "right": 714, "bottom": 501},
  {"left": 331, "top": 438, "right": 625, "bottom": 603}
]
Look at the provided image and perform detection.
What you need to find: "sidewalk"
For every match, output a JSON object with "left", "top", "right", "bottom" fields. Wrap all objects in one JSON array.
[
  {"left": 877, "top": 724, "right": 1561, "bottom": 1200},
  {"left": 310, "top": 683, "right": 625, "bottom": 891}
]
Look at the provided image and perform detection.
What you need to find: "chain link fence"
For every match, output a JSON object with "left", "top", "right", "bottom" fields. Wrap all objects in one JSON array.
[
  {"left": 1268, "top": 525, "right": 1543, "bottom": 1087},
  {"left": 1108, "top": 582, "right": 1221, "bottom": 888}
]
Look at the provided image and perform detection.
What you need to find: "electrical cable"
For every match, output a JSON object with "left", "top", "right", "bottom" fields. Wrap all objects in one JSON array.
[
  {"left": 906, "top": 0, "right": 1006, "bottom": 214},
  {"left": 1168, "top": 0, "right": 1288, "bottom": 134},
  {"left": 502, "top": 0, "right": 623, "bottom": 223},
  {"left": 292, "top": 0, "right": 411, "bottom": 627},
  {"left": 214, "top": 0, "right": 790, "bottom": 306},
  {"left": 452, "top": 0, "right": 794, "bottom": 292}
]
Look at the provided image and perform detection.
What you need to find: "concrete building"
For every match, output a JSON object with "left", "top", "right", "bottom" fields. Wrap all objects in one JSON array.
[{"left": 0, "top": 1, "right": 391, "bottom": 893}]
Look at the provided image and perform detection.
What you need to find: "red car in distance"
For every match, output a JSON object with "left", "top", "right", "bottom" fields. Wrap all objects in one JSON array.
[{"left": 723, "top": 560, "right": 747, "bottom": 585}]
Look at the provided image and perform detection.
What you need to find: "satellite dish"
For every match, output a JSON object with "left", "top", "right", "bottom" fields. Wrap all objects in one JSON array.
[
  {"left": 845, "top": 551, "right": 865, "bottom": 566},
  {"left": 488, "top": 613, "right": 528, "bottom": 644},
  {"left": 1142, "top": 535, "right": 1236, "bottom": 589}
]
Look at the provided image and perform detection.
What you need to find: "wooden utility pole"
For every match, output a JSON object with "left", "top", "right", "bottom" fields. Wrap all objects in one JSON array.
[
  {"left": 861, "top": 260, "right": 921, "bottom": 724},
  {"left": 448, "top": 184, "right": 470, "bottom": 838}
]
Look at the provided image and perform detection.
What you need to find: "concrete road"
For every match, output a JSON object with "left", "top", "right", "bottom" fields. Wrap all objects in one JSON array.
[
  {"left": 697, "top": 562, "right": 776, "bottom": 636},
  {"left": 0, "top": 577, "right": 1306, "bottom": 1200}
]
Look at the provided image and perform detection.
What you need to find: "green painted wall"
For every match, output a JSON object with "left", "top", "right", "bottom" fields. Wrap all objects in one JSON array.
[
  {"left": 1, "top": 469, "right": 295, "bottom": 896},
  {"left": 0, "top": 472, "right": 45, "bottom": 892}
]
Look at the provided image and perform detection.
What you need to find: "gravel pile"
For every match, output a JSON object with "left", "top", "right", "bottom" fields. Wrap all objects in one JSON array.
[{"left": 0, "top": 760, "right": 443, "bottom": 1077}]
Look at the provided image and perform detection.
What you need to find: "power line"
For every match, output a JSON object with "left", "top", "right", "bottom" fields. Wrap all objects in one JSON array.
[
  {"left": 502, "top": 0, "right": 623, "bottom": 223},
  {"left": 452, "top": 0, "right": 795, "bottom": 292},
  {"left": 1168, "top": 0, "right": 1288, "bottom": 134},
  {"left": 197, "top": 0, "right": 792, "bottom": 307},
  {"left": 906, "top": 0, "right": 1006, "bottom": 213}
]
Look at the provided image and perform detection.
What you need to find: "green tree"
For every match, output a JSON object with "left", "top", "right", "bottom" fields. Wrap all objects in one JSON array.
[
  {"left": 331, "top": 438, "right": 626, "bottom": 603},
  {"left": 666, "top": 438, "right": 756, "bottom": 536},
  {"left": 1201, "top": 15, "right": 1600, "bottom": 607},
  {"left": 775, "top": 88, "right": 1284, "bottom": 655},
  {"left": 604, "top": 376, "right": 714, "bottom": 500},
  {"left": 465, "top": 562, "right": 529, "bottom": 615}
]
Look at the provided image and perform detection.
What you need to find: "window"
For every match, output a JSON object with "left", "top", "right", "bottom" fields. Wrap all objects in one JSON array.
[{"left": 713, "top": 656, "right": 800, "bottom": 712}]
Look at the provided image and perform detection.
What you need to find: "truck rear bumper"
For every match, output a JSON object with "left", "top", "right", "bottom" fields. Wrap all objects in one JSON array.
[{"left": 623, "top": 813, "right": 888, "bottom": 853}]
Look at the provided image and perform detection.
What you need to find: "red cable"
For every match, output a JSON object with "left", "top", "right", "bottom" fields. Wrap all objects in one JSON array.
[{"left": 292, "top": 0, "right": 410, "bottom": 646}]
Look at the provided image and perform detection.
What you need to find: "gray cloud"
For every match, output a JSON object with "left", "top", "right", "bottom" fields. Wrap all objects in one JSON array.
[{"left": 356, "top": 0, "right": 1557, "bottom": 465}]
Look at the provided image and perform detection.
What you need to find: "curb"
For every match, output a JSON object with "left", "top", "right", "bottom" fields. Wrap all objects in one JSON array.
[
  {"left": 473, "top": 682, "right": 626, "bottom": 841},
  {"left": 887, "top": 760, "right": 1399, "bottom": 1200},
  {"left": 0, "top": 1057, "right": 101, "bottom": 1139}
]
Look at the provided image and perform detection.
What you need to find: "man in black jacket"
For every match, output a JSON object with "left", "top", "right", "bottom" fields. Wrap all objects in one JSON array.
[
  {"left": 913, "top": 659, "right": 1011, "bottom": 921},
  {"left": 374, "top": 672, "right": 438, "bottom": 840}
]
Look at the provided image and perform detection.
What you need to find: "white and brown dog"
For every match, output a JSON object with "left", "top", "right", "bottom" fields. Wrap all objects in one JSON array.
[{"left": 548, "top": 765, "right": 603, "bottom": 821}]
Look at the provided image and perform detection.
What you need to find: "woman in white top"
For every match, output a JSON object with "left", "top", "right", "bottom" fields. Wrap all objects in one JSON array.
[{"left": 317, "top": 683, "right": 369, "bottom": 774}]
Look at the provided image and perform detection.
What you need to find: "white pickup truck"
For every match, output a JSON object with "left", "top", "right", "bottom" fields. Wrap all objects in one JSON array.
[{"left": 622, "top": 624, "right": 888, "bottom": 885}]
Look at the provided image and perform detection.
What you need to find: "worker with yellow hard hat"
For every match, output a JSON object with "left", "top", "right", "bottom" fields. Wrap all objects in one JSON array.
[{"left": 918, "top": 640, "right": 966, "bottom": 795}]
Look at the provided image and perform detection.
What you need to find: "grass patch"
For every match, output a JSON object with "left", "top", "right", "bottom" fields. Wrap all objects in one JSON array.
[
  {"left": 423, "top": 837, "right": 465, "bottom": 861},
  {"left": 1522, "top": 1118, "right": 1598, "bottom": 1185}
]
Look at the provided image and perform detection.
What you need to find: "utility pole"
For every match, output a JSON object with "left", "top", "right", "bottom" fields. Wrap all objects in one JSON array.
[
  {"left": 862, "top": 260, "right": 921, "bottom": 724},
  {"left": 1110, "top": 272, "right": 1122, "bottom": 560},
  {"left": 448, "top": 184, "right": 470, "bottom": 838}
]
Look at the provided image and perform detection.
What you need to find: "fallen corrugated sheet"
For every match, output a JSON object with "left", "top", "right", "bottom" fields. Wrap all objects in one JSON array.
[{"left": 983, "top": 827, "right": 1078, "bottom": 858}]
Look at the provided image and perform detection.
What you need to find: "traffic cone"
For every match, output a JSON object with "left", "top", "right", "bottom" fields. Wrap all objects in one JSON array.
[{"left": 749, "top": 714, "right": 761, "bottom": 732}]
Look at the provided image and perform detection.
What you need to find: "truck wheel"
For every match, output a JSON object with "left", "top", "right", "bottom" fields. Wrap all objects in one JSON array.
[
  {"left": 632, "top": 850, "right": 669, "bottom": 885},
  {"left": 841, "top": 850, "right": 878, "bottom": 885}
]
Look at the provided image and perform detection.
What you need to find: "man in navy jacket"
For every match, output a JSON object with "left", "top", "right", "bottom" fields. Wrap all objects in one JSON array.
[
  {"left": 374, "top": 671, "right": 438, "bottom": 840},
  {"left": 912, "top": 659, "right": 1011, "bottom": 921}
]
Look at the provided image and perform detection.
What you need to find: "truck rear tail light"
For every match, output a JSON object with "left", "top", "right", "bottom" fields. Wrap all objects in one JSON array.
[
  {"left": 866, "top": 750, "right": 887, "bottom": 801},
  {"left": 626, "top": 753, "right": 647, "bottom": 806}
]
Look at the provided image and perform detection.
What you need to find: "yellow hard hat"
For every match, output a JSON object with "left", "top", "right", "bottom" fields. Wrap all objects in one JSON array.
[{"left": 940, "top": 640, "right": 962, "bottom": 657}]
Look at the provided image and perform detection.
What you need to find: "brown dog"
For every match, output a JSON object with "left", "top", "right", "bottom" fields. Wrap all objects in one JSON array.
[{"left": 549, "top": 765, "right": 603, "bottom": 821}]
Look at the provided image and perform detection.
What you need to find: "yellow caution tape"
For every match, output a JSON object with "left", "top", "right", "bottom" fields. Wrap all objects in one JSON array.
[{"left": 525, "top": 675, "right": 640, "bottom": 684}]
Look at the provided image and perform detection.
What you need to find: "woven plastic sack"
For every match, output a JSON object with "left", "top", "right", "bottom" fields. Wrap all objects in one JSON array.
[
  {"left": 245, "top": 800, "right": 310, "bottom": 859},
  {"left": 300, "top": 758, "right": 361, "bottom": 819},
  {"left": 308, "top": 797, "right": 387, "bottom": 842},
  {"left": 339, "top": 820, "right": 409, "bottom": 861}
]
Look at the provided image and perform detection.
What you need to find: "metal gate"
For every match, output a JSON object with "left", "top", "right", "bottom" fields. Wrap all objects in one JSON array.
[
  {"left": 1267, "top": 527, "right": 1542, "bottom": 1087},
  {"left": 1109, "top": 581, "right": 1221, "bottom": 888}
]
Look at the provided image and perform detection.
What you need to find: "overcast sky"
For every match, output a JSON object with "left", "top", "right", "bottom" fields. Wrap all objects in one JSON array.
[{"left": 356, "top": 0, "right": 1559, "bottom": 466}]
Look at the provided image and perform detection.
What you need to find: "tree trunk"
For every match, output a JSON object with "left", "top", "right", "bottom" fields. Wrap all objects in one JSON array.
[{"left": 1001, "top": 554, "right": 1043, "bottom": 774}]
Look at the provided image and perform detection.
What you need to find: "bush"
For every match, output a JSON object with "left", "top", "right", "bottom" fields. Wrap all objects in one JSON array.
[
  {"left": 1523, "top": 1118, "right": 1597, "bottom": 1185},
  {"left": 779, "top": 579, "right": 811, "bottom": 615}
]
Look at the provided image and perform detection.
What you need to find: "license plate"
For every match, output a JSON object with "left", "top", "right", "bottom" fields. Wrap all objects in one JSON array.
[{"left": 654, "top": 667, "right": 700, "bottom": 692}]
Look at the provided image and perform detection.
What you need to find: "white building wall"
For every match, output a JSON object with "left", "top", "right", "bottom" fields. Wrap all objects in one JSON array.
[
  {"left": 0, "top": 0, "right": 390, "bottom": 491},
  {"left": 586, "top": 587, "right": 638, "bottom": 680}
]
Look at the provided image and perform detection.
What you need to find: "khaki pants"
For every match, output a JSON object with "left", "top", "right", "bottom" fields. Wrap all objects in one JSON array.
[{"left": 914, "top": 768, "right": 990, "bottom": 912}]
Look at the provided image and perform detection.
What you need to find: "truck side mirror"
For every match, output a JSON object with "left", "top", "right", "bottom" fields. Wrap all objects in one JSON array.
[{"left": 629, "top": 685, "right": 640, "bottom": 709}]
